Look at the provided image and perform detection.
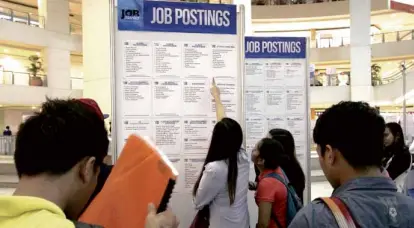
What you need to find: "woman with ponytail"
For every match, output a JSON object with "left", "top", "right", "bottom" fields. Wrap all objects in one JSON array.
[{"left": 192, "top": 79, "right": 250, "bottom": 228}]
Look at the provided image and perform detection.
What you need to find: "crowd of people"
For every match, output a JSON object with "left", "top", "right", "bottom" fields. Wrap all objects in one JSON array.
[{"left": 1, "top": 81, "right": 414, "bottom": 228}]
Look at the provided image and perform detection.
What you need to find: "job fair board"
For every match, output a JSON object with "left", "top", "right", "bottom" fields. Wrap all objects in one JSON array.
[{"left": 115, "top": 1, "right": 242, "bottom": 198}]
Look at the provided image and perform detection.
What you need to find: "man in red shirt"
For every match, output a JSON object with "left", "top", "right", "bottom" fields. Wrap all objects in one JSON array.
[{"left": 252, "top": 138, "right": 289, "bottom": 228}]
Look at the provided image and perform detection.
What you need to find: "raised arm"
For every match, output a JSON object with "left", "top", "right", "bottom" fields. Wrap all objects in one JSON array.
[{"left": 211, "top": 78, "right": 226, "bottom": 121}]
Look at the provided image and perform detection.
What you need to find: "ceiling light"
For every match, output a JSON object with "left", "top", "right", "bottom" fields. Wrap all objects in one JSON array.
[
  {"left": 31, "top": 106, "right": 36, "bottom": 110},
  {"left": 36, "top": 52, "right": 40, "bottom": 56}
]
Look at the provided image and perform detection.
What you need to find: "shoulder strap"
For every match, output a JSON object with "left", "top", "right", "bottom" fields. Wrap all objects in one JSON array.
[{"left": 319, "top": 197, "right": 357, "bottom": 228}]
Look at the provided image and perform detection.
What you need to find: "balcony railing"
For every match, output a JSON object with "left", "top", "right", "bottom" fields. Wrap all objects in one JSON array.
[
  {"left": 0, "top": 136, "right": 15, "bottom": 156},
  {"left": 0, "top": 71, "right": 47, "bottom": 87},
  {"left": 0, "top": 6, "right": 43, "bottom": 27},
  {"left": 311, "top": 63, "right": 414, "bottom": 87},
  {"left": 0, "top": 6, "right": 82, "bottom": 34},
  {"left": 315, "top": 30, "right": 414, "bottom": 48},
  {"left": 252, "top": 0, "right": 345, "bottom": 6}
]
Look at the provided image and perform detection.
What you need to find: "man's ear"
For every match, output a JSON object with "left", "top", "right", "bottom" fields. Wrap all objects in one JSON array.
[
  {"left": 78, "top": 157, "right": 97, "bottom": 184},
  {"left": 325, "top": 145, "right": 336, "bottom": 166}
]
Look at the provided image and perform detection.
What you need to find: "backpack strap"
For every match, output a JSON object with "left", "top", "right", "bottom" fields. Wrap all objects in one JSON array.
[
  {"left": 264, "top": 172, "right": 288, "bottom": 228},
  {"left": 319, "top": 197, "right": 357, "bottom": 228}
]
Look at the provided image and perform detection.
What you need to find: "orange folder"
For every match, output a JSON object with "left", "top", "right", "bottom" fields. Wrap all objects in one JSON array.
[{"left": 79, "top": 134, "right": 178, "bottom": 228}]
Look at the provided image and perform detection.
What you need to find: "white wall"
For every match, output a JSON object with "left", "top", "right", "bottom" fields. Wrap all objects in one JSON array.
[
  {"left": 252, "top": 0, "right": 389, "bottom": 20},
  {"left": 0, "top": 20, "right": 82, "bottom": 53},
  {"left": 0, "top": 84, "right": 82, "bottom": 106},
  {"left": 0, "top": 109, "right": 35, "bottom": 133}
]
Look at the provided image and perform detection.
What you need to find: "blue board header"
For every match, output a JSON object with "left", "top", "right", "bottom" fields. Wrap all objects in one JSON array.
[
  {"left": 118, "top": 0, "right": 237, "bottom": 35},
  {"left": 245, "top": 37, "right": 307, "bottom": 59}
]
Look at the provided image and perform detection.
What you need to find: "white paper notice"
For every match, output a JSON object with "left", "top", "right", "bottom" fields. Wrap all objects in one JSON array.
[
  {"left": 168, "top": 156, "right": 181, "bottom": 193},
  {"left": 183, "top": 43, "right": 211, "bottom": 78},
  {"left": 183, "top": 80, "right": 211, "bottom": 116},
  {"left": 212, "top": 43, "right": 237, "bottom": 79},
  {"left": 212, "top": 80, "right": 238, "bottom": 116},
  {"left": 265, "top": 87, "right": 286, "bottom": 115},
  {"left": 154, "top": 119, "right": 182, "bottom": 155},
  {"left": 267, "top": 116, "right": 287, "bottom": 130},
  {"left": 153, "top": 80, "right": 182, "bottom": 116},
  {"left": 154, "top": 41, "right": 181, "bottom": 77},
  {"left": 122, "top": 119, "right": 152, "bottom": 142},
  {"left": 245, "top": 61, "right": 264, "bottom": 87},
  {"left": 286, "top": 87, "right": 305, "bottom": 114},
  {"left": 287, "top": 116, "right": 306, "bottom": 142},
  {"left": 265, "top": 61, "right": 285, "bottom": 87},
  {"left": 183, "top": 119, "right": 211, "bottom": 154},
  {"left": 123, "top": 41, "right": 152, "bottom": 78},
  {"left": 245, "top": 89, "right": 265, "bottom": 115},
  {"left": 122, "top": 79, "right": 151, "bottom": 117},
  {"left": 184, "top": 157, "right": 205, "bottom": 193},
  {"left": 246, "top": 116, "right": 266, "bottom": 150},
  {"left": 285, "top": 61, "right": 306, "bottom": 87}
]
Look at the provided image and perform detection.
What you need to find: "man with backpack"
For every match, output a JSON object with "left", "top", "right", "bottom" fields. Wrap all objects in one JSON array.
[
  {"left": 252, "top": 138, "right": 302, "bottom": 228},
  {"left": 289, "top": 101, "right": 414, "bottom": 228}
]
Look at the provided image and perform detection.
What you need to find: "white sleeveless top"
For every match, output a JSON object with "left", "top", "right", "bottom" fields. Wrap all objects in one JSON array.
[{"left": 193, "top": 148, "right": 250, "bottom": 228}]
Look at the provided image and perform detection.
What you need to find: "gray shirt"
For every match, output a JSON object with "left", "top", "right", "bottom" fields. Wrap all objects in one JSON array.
[{"left": 289, "top": 177, "right": 414, "bottom": 228}]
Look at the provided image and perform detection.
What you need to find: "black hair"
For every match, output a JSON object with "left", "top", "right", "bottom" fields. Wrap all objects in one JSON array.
[
  {"left": 6, "top": 126, "right": 9, "bottom": 129},
  {"left": 14, "top": 98, "right": 109, "bottom": 177},
  {"left": 193, "top": 118, "right": 243, "bottom": 205},
  {"left": 385, "top": 122, "right": 407, "bottom": 153},
  {"left": 313, "top": 101, "right": 385, "bottom": 169},
  {"left": 268, "top": 129, "right": 305, "bottom": 201},
  {"left": 257, "top": 138, "right": 288, "bottom": 170}
]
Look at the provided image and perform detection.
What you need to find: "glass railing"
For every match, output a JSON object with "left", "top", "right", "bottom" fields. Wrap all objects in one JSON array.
[
  {"left": 0, "top": 71, "right": 47, "bottom": 87},
  {"left": 311, "top": 63, "right": 414, "bottom": 87},
  {"left": 314, "top": 30, "right": 414, "bottom": 48},
  {"left": 0, "top": 6, "right": 83, "bottom": 34},
  {"left": 252, "top": 0, "right": 345, "bottom": 6},
  {"left": 0, "top": 6, "right": 43, "bottom": 28},
  {"left": 0, "top": 136, "right": 15, "bottom": 156}
]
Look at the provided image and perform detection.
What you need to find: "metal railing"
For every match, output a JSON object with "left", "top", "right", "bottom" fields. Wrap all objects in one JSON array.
[
  {"left": 0, "top": 136, "right": 15, "bottom": 156},
  {"left": 0, "top": 6, "right": 83, "bottom": 34},
  {"left": 314, "top": 30, "right": 414, "bottom": 48},
  {"left": 0, "top": 6, "right": 43, "bottom": 28},
  {"left": 252, "top": 0, "right": 345, "bottom": 6},
  {"left": 381, "top": 63, "right": 414, "bottom": 85},
  {"left": 0, "top": 71, "right": 47, "bottom": 87}
]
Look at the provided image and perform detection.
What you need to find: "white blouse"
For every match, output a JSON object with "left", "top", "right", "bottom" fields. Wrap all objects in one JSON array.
[{"left": 193, "top": 148, "right": 250, "bottom": 228}]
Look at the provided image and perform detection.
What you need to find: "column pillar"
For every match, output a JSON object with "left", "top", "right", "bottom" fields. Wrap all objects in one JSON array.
[
  {"left": 232, "top": 0, "right": 252, "bottom": 36},
  {"left": 43, "top": 48, "right": 71, "bottom": 90},
  {"left": 350, "top": 0, "right": 373, "bottom": 102},
  {"left": 82, "top": 0, "right": 111, "bottom": 115},
  {"left": 37, "top": 0, "right": 69, "bottom": 34}
]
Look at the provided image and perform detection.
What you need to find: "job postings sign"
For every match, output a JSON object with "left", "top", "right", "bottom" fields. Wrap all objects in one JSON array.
[
  {"left": 118, "top": 0, "right": 237, "bottom": 34},
  {"left": 245, "top": 37, "right": 306, "bottom": 59}
]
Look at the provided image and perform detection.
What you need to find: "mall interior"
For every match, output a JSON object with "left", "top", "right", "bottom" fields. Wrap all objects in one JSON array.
[{"left": 0, "top": 0, "right": 413, "bottom": 204}]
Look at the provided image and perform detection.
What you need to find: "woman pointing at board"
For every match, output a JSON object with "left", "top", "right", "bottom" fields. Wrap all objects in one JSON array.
[{"left": 192, "top": 78, "right": 250, "bottom": 228}]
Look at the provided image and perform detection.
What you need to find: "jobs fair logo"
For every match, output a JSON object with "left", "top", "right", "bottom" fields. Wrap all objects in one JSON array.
[{"left": 121, "top": 8, "right": 140, "bottom": 21}]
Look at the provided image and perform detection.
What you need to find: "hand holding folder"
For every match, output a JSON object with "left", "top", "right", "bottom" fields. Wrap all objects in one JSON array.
[{"left": 79, "top": 135, "right": 179, "bottom": 228}]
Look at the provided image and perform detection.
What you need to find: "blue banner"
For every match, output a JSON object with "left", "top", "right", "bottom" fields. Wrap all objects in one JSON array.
[
  {"left": 245, "top": 37, "right": 307, "bottom": 59},
  {"left": 118, "top": 0, "right": 237, "bottom": 35}
]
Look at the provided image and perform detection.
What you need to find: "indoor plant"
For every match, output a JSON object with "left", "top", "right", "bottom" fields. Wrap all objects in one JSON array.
[
  {"left": 27, "top": 55, "right": 44, "bottom": 86},
  {"left": 371, "top": 63, "right": 382, "bottom": 86}
]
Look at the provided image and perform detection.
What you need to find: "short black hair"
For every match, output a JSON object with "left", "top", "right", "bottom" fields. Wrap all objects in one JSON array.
[
  {"left": 313, "top": 101, "right": 385, "bottom": 169},
  {"left": 14, "top": 98, "right": 109, "bottom": 177},
  {"left": 258, "top": 138, "right": 288, "bottom": 170},
  {"left": 6, "top": 126, "right": 9, "bottom": 129}
]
